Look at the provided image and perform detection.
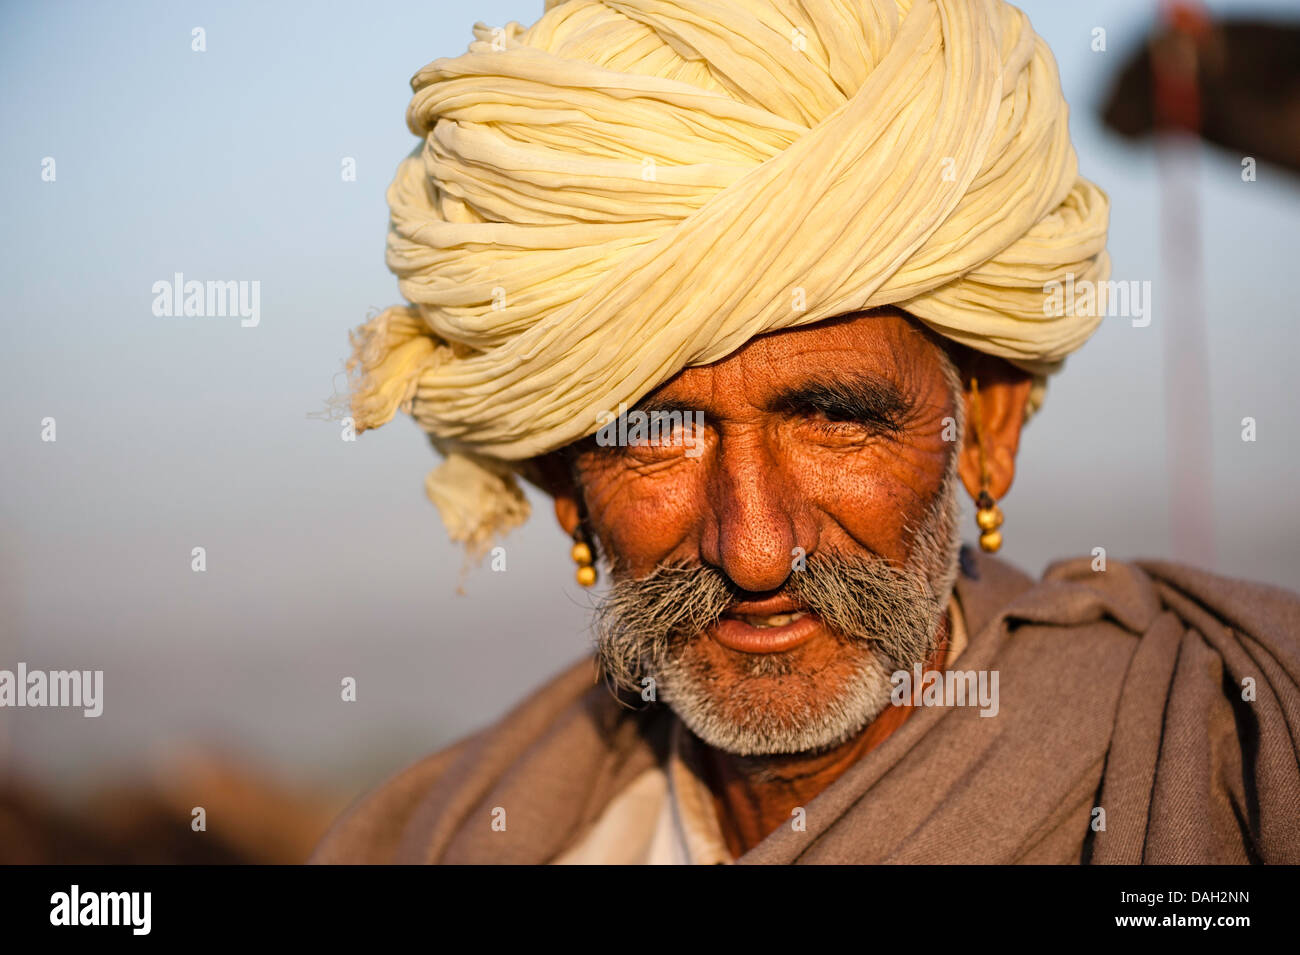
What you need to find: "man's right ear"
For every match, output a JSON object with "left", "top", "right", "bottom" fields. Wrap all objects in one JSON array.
[{"left": 531, "top": 450, "right": 581, "bottom": 538}]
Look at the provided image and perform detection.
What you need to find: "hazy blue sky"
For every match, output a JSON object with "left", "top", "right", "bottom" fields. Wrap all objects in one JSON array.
[{"left": 2, "top": 0, "right": 1297, "bottom": 794}]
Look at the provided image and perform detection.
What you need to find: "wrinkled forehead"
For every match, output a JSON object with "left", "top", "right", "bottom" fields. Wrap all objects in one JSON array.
[{"left": 638, "top": 308, "right": 957, "bottom": 413}]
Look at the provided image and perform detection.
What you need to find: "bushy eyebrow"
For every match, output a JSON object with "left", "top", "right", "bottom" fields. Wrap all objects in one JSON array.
[
  {"left": 767, "top": 373, "right": 912, "bottom": 431},
  {"left": 625, "top": 373, "right": 914, "bottom": 432}
]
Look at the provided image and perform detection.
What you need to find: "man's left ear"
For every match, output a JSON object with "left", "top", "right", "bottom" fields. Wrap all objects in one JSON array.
[{"left": 955, "top": 353, "right": 1033, "bottom": 503}]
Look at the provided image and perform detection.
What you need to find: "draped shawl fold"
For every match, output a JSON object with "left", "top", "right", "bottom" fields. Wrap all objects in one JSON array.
[{"left": 345, "top": 0, "right": 1111, "bottom": 552}]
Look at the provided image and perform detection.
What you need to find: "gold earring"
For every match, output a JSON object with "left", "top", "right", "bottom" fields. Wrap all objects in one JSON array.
[
  {"left": 571, "top": 527, "right": 597, "bottom": 587},
  {"left": 970, "top": 377, "right": 1004, "bottom": 553},
  {"left": 976, "top": 490, "right": 1003, "bottom": 553}
]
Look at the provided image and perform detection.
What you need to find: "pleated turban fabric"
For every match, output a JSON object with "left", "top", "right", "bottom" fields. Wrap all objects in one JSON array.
[{"left": 347, "top": 0, "right": 1110, "bottom": 555}]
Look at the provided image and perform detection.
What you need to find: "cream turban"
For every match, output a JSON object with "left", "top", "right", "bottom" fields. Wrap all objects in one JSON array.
[{"left": 347, "top": 0, "right": 1110, "bottom": 554}]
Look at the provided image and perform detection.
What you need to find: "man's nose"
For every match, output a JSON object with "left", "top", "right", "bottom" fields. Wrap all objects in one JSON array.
[{"left": 702, "top": 436, "right": 814, "bottom": 593}]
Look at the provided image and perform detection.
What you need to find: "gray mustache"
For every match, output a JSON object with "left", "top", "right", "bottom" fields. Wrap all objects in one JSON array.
[{"left": 593, "top": 554, "right": 941, "bottom": 693}]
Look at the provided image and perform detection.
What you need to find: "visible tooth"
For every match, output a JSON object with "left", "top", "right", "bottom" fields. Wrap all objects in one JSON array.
[{"left": 741, "top": 611, "right": 805, "bottom": 628}]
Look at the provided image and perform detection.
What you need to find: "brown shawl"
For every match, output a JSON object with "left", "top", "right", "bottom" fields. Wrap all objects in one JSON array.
[{"left": 311, "top": 549, "right": 1300, "bottom": 864}]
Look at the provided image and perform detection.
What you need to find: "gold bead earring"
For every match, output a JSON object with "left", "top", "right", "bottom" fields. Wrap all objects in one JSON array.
[
  {"left": 970, "top": 377, "right": 1004, "bottom": 553},
  {"left": 571, "top": 525, "right": 597, "bottom": 587}
]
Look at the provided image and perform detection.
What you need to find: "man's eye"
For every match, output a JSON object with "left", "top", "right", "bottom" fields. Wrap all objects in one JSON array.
[
  {"left": 629, "top": 420, "right": 686, "bottom": 443},
  {"left": 809, "top": 414, "right": 869, "bottom": 433},
  {"left": 599, "top": 412, "right": 707, "bottom": 457},
  {"left": 802, "top": 407, "right": 898, "bottom": 434}
]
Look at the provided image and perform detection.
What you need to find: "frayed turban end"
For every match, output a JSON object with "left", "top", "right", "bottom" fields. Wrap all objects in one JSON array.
[
  {"left": 346, "top": 305, "right": 438, "bottom": 433},
  {"left": 424, "top": 451, "right": 531, "bottom": 561},
  {"left": 347, "top": 306, "right": 532, "bottom": 560}
]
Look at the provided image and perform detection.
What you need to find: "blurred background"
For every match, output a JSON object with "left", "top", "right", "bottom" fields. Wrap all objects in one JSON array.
[{"left": 1, "top": 0, "right": 1297, "bottom": 861}]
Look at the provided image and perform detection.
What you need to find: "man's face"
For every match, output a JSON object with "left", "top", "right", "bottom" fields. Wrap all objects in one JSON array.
[{"left": 569, "top": 309, "right": 967, "bottom": 755}]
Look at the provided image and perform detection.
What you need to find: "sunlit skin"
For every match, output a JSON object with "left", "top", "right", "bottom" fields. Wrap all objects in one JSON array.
[{"left": 538, "top": 307, "right": 1032, "bottom": 857}]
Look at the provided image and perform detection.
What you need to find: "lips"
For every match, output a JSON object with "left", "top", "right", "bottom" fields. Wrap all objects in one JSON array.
[{"left": 711, "top": 606, "right": 821, "bottom": 654}]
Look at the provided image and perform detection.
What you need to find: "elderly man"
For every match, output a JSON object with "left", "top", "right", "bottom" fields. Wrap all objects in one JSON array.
[{"left": 314, "top": 0, "right": 1300, "bottom": 864}]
